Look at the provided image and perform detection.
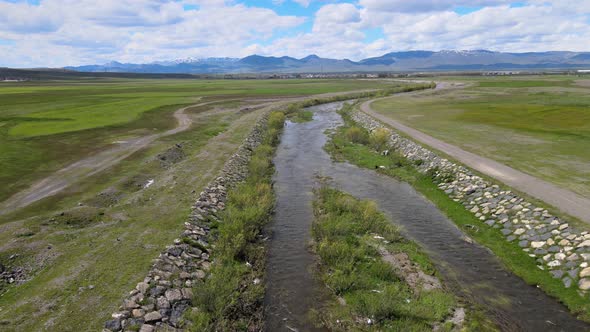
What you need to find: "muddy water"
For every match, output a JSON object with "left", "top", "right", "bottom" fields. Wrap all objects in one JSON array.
[{"left": 264, "top": 101, "right": 589, "bottom": 332}]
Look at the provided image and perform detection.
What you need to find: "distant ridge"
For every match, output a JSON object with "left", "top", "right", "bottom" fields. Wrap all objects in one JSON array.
[{"left": 65, "top": 50, "right": 590, "bottom": 74}]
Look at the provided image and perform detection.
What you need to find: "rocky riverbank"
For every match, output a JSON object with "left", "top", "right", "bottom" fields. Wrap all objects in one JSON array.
[
  {"left": 103, "top": 111, "right": 270, "bottom": 332},
  {"left": 352, "top": 109, "right": 590, "bottom": 295}
]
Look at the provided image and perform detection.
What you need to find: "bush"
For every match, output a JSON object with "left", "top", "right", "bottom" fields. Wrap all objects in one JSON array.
[
  {"left": 345, "top": 127, "right": 368, "bottom": 144},
  {"left": 268, "top": 111, "right": 285, "bottom": 130},
  {"left": 369, "top": 128, "right": 391, "bottom": 151}
]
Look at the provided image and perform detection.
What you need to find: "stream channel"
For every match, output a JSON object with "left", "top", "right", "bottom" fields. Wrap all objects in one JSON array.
[{"left": 263, "top": 101, "right": 589, "bottom": 332}]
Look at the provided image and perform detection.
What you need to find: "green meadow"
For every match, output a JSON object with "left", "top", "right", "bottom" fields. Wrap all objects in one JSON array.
[
  {"left": 372, "top": 76, "right": 590, "bottom": 197},
  {"left": 0, "top": 77, "right": 397, "bottom": 331},
  {"left": 0, "top": 78, "right": 394, "bottom": 202}
]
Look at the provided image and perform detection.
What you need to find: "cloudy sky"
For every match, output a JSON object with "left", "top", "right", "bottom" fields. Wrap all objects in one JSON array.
[{"left": 1, "top": 0, "right": 589, "bottom": 67}]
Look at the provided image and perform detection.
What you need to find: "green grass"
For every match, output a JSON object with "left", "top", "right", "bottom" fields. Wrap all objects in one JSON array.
[
  {"left": 0, "top": 105, "right": 262, "bottom": 331},
  {"left": 0, "top": 78, "right": 399, "bottom": 202},
  {"left": 371, "top": 76, "right": 590, "bottom": 197},
  {"left": 289, "top": 110, "right": 314, "bottom": 123},
  {"left": 327, "top": 106, "right": 590, "bottom": 323},
  {"left": 312, "top": 187, "right": 457, "bottom": 331},
  {"left": 187, "top": 111, "right": 284, "bottom": 331}
]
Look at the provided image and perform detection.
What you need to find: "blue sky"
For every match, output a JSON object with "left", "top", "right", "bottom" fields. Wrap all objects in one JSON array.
[{"left": 0, "top": 0, "right": 589, "bottom": 67}]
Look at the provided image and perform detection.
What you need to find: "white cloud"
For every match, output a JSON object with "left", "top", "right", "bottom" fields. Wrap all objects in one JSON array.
[{"left": 0, "top": 0, "right": 589, "bottom": 67}]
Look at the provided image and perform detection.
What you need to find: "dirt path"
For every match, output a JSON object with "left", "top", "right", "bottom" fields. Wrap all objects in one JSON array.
[
  {"left": 0, "top": 100, "right": 248, "bottom": 215},
  {"left": 361, "top": 87, "right": 590, "bottom": 224}
]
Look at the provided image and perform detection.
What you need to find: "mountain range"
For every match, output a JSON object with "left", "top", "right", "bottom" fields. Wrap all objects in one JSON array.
[{"left": 66, "top": 50, "right": 590, "bottom": 74}]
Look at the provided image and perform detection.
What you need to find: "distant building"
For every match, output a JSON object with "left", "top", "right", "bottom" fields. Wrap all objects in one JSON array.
[{"left": 578, "top": 70, "right": 590, "bottom": 73}]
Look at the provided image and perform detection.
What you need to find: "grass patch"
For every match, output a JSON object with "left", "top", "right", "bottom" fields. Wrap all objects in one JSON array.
[
  {"left": 312, "top": 186, "right": 457, "bottom": 331},
  {"left": 187, "top": 111, "right": 284, "bottom": 331},
  {"left": 289, "top": 110, "right": 314, "bottom": 123},
  {"left": 328, "top": 105, "right": 590, "bottom": 323}
]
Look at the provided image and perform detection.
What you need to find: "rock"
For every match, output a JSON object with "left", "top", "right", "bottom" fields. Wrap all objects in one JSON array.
[
  {"left": 165, "top": 289, "right": 183, "bottom": 303},
  {"left": 531, "top": 241, "right": 545, "bottom": 249},
  {"left": 518, "top": 240, "right": 529, "bottom": 248},
  {"left": 144, "top": 311, "right": 162, "bottom": 323},
  {"left": 563, "top": 277, "right": 573, "bottom": 288},
  {"left": 136, "top": 282, "right": 149, "bottom": 294},
  {"left": 157, "top": 296, "right": 170, "bottom": 309},
  {"left": 550, "top": 270, "right": 564, "bottom": 279},
  {"left": 577, "top": 240, "right": 590, "bottom": 248},
  {"left": 579, "top": 278, "right": 590, "bottom": 291},
  {"left": 104, "top": 319, "right": 122, "bottom": 331},
  {"left": 139, "top": 324, "right": 155, "bottom": 332},
  {"left": 132, "top": 309, "right": 145, "bottom": 318},
  {"left": 580, "top": 267, "right": 590, "bottom": 278},
  {"left": 514, "top": 228, "right": 526, "bottom": 236},
  {"left": 124, "top": 299, "right": 140, "bottom": 310}
]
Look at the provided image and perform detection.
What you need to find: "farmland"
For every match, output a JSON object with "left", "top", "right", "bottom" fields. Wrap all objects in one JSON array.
[
  {"left": 0, "top": 77, "right": 396, "bottom": 331},
  {"left": 371, "top": 76, "right": 590, "bottom": 198}
]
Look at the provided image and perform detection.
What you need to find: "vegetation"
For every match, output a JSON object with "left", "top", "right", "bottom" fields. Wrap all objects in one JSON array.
[
  {"left": 0, "top": 78, "right": 399, "bottom": 202},
  {"left": 289, "top": 110, "right": 314, "bottom": 123},
  {"left": 371, "top": 75, "right": 590, "bottom": 197},
  {"left": 0, "top": 106, "right": 259, "bottom": 331},
  {"left": 327, "top": 104, "right": 590, "bottom": 323},
  {"left": 187, "top": 111, "right": 285, "bottom": 331},
  {"left": 312, "top": 186, "right": 458, "bottom": 331}
]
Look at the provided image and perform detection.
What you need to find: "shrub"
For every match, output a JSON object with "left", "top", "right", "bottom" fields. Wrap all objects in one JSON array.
[
  {"left": 369, "top": 128, "right": 391, "bottom": 151},
  {"left": 345, "top": 127, "right": 368, "bottom": 144},
  {"left": 268, "top": 111, "right": 285, "bottom": 130}
]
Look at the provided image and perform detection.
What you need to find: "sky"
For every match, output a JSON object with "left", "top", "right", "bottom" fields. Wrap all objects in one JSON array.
[{"left": 1, "top": 0, "right": 589, "bottom": 67}]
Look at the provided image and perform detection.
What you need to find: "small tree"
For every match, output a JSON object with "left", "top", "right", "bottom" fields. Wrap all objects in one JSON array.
[{"left": 369, "top": 128, "right": 390, "bottom": 151}]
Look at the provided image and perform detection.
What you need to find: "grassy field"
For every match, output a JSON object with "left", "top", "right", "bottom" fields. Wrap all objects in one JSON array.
[
  {"left": 371, "top": 75, "right": 590, "bottom": 197},
  {"left": 326, "top": 105, "right": 590, "bottom": 323},
  {"left": 0, "top": 78, "right": 400, "bottom": 331},
  {"left": 0, "top": 78, "right": 396, "bottom": 202}
]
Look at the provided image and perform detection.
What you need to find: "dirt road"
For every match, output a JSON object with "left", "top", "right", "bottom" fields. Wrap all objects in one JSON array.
[
  {"left": 361, "top": 88, "right": 590, "bottom": 224},
  {"left": 0, "top": 101, "right": 236, "bottom": 215}
]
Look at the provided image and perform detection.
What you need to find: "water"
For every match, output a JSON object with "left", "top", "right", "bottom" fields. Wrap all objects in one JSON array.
[{"left": 263, "top": 102, "right": 589, "bottom": 332}]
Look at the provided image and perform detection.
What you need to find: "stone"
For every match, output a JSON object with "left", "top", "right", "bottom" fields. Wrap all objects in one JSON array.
[
  {"left": 550, "top": 270, "right": 564, "bottom": 279},
  {"left": 577, "top": 240, "right": 590, "bottom": 248},
  {"left": 563, "top": 277, "right": 573, "bottom": 288},
  {"left": 124, "top": 299, "right": 140, "bottom": 310},
  {"left": 506, "top": 235, "right": 516, "bottom": 242},
  {"left": 578, "top": 278, "right": 590, "bottom": 291},
  {"left": 580, "top": 267, "right": 590, "bottom": 278},
  {"left": 531, "top": 241, "right": 545, "bottom": 249},
  {"left": 518, "top": 240, "right": 529, "bottom": 248},
  {"left": 139, "top": 324, "right": 155, "bottom": 332},
  {"left": 568, "top": 269, "right": 579, "bottom": 279},
  {"left": 132, "top": 309, "right": 145, "bottom": 318},
  {"left": 144, "top": 311, "right": 162, "bottom": 323},
  {"left": 548, "top": 260, "right": 562, "bottom": 267},
  {"left": 514, "top": 228, "right": 526, "bottom": 235},
  {"left": 104, "top": 319, "right": 122, "bottom": 331},
  {"left": 157, "top": 296, "right": 170, "bottom": 309},
  {"left": 165, "top": 289, "right": 183, "bottom": 303},
  {"left": 136, "top": 282, "right": 149, "bottom": 294}
]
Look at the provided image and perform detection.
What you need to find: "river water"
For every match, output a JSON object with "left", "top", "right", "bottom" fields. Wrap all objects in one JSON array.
[{"left": 263, "top": 102, "right": 589, "bottom": 332}]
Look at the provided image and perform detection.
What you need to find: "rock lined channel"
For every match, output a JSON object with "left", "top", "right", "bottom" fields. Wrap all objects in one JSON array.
[
  {"left": 352, "top": 109, "right": 590, "bottom": 296},
  {"left": 267, "top": 101, "right": 588, "bottom": 331},
  {"left": 264, "top": 102, "right": 350, "bottom": 331},
  {"left": 104, "top": 111, "right": 270, "bottom": 332}
]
